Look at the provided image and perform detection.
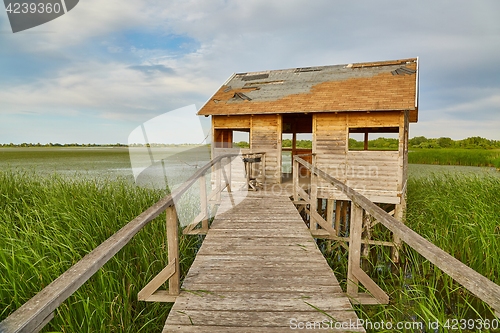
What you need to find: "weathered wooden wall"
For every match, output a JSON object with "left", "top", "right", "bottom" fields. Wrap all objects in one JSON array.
[
  {"left": 314, "top": 112, "right": 404, "bottom": 204},
  {"left": 313, "top": 112, "right": 348, "bottom": 183},
  {"left": 212, "top": 114, "right": 282, "bottom": 185},
  {"left": 212, "top": 111, "right": 407, "bottom": 197},
  {"left": 250, "top": 115, "right": 281, "bottom": 183}
]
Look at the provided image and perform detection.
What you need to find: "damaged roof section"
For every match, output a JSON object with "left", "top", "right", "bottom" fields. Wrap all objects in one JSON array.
[
  {"left": 391, "top": 67, "right": 416, "bottom": 76},
  {"left": 198, "top": 58, "right": 419, "bottom": 122}
]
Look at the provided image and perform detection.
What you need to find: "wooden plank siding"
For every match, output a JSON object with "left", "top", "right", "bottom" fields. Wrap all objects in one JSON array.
[
  {"left": 314, "top": 113, "right": 348, "bottom": 188},
  {"left": 313, "top": 112, "right": 404, "bottom": 204},
  {"left": 212, "top": 110, "right": 406, "bottom": 203},
  {"left": 347, "top": 111, "right": 401, "bottom": 128},
  {"left": 213, "top": 115, "right": 251, "bottom": 129},
  {"left": 163, "top": 192, "right": 365, "bottom": 332},
  {"left": 212, "top": 114, "right": 282, "bottom": 184},
  {"left": 249, "top": 115, "right": 281, "bottom": 183}
]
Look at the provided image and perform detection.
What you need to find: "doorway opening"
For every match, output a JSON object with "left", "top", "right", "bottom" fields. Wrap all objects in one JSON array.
[{"left": 282, "top": 113, "right": 313, "bottom": 180}]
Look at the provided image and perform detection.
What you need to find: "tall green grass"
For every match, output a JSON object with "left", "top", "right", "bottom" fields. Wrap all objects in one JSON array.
[
  {"left": 323, "top": 174, "right": 500, "bottom": 332},
  {"left": 3, "top": 168, "right": 499, "bottom": 332},
  {"left": 409, "top": 148, "right": 500, "bottom": 168},
  {"left": 0, "top": 170, "right": 201, "bottom": 332},
  {"left": 406, "top": 175, "right": 500, "bottom": 282}
]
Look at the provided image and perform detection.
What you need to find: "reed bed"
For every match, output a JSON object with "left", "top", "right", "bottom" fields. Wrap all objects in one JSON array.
[
  {"left": 2, "top": 167, "right": 499, "bottom": 332},
  {"left": 323, "top": 173, "right": 500, "bottom": 332},
  {"left": 408, "top": 149, "right": 500, "bottom": 168},
  {"left": 0, "top": 170, "right": 201, "bottom": 332}
]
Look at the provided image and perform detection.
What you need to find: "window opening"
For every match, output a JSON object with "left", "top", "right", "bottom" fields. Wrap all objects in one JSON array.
[{"left": 348, "top": 127, "right": 399, "bottom": 151}]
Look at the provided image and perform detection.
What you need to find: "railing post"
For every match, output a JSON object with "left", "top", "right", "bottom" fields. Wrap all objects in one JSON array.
[
  {"left": 292, "top": 157, "right": 298, "bottom": 201},
  {"left": 199, "top": 176, "right": 208, "bottom": 231},
  {"left": 215, "top": 160, "right": 222, "bottom": 202},
  {"left": 227, "top": 156, "right": 232, "bottom": 191},
  {"left": 261, "top": 153, "right": 266, "bottom": 185},
  {"left": 347, "top": 203, "right": 363, "bottom": 297},
  {"left": 166, "top": 205, "right": 180, "bottom": 295},
  {"left": 221, "top": 158, "right": 231, "bottom": 193},
  {"left": 392, "top": 197, "right": 405, "bottom": 263},
  {"left": 335, "top": 200, "right": 342, "bottom": 236},
  {"left": 326, "top": 199, "right": 334, "bottom": 232},
  {"left": 310, "top": 154, "right": 318, "bottom": 231}
]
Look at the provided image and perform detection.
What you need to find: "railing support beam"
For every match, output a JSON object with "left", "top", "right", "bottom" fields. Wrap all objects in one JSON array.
[
  {"left": 166, "top": 205, "right": 180, "bottom": 295},
  {"left": 347, "top": 203, "right": 363, "bottom": 297},
  {"left": 293, "top": 155, "right": 500, "bottom": 314}
]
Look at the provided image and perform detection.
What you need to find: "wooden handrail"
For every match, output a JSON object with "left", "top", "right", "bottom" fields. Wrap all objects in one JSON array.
[
  {"left": 0, "top": 154, "right": 238, "bottom": 333},
  {"left": 294, "top": 155, "right": 500, "bottom": 315}
]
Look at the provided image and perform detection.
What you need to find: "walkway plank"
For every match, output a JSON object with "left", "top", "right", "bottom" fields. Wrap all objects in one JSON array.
[{"left": 163, "top": 191, "right": 365, "bottom": 332}]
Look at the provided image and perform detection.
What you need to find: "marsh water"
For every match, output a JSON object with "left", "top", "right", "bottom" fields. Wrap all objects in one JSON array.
[
  {"left": 1, "top": 147, "right": 499, "bottom": 182},
  {"left": 0, "top": 146, "right": 213, "bottom": 189}
]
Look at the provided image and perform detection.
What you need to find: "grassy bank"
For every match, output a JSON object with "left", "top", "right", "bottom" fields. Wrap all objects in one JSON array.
[
  {"left": 2, "top": 169, "right": 499, "bottom": 332},
  {"left": 0, "top": 170, "right": 201, "bottom": 332},
  {"left": 323, "top": 174, "right": 500, "bottom": 332},
  {"left": 398, "top": 175, "right": 500, "bottom": 329},
  {"left": 408, "top": 148, "right": 500, "bottom": 168}
]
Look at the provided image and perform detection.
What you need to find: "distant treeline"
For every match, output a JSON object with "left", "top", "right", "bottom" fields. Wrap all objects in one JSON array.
[
  {"left": 0, "top": 143, "right": 128, "bottom": 148},
  {"left": 408, "top": 136, "right": 500, "bottom": 149},
  {"left": 243, "top": 136, "right": 500, "bottom": 150},
  {"left": 0, "top": 143, "right": 205, "bottom": 148},
  {"left": 351, "top": 136, "right": 500, "bottom": 150},
  {"left": 3, "top": 136, "right": 499, "bottom": 150}
]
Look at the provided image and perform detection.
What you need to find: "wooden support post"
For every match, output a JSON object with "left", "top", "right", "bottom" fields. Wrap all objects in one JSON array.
[
  {"left": 347, "top": 203, "right": 363, "bottom": 297},
  {"left": 393, "top": 109, "right": 408, "bottom": 263},
  {"left": 361, "top": 214, "right": 372, "bottom": 271},
  {"left": 227, "top": 156, "right": 232, "bottom": 190},
  {"left": 199, "top": 176, "right": 208, "bottom": 231},
  {"left": 341, "top": 201, "right": 348, "bottom": 234},
  {"left": 392, "top": 200, "right": 404, "bottom": 263},
  {"left": 317, "top": 198, "right": 324, "bottom": 217},
  {"left": 326, "top": 199, "right": 334, "bottom": 230},
  {"left": 215, "top": 160, "right": 222, "bottom": 201},
  {"left": 310, "top": 155, "right": 318, "bottom": 231},
  {"left": 364, "top": 131, "right": 369, "bottom": 151},
  {"left": 335, "top": 200, "right": 341, "bottom": 236},
  {"left": 292, "top": 157, "right": 299, "bottom": 202},
  {"left": 261, "top": 153, "right": 266, "bottom": 185},
  {"left": 166, "top": 205, "right": 180, "bottom": 295},
  {"left": 221, "top": 161, "right": 231, "bottom": 193}
]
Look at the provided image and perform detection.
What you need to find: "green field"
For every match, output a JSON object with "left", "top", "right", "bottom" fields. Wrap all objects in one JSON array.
[
  {"left": 1, "top": 148, "right": 499, "bottom": 332},
  {"left": 355, "top": 174, "right": 499, "bottom": 331},
  {"left": 0, "top": 147, "right": 132, "bottom": 179},
  {"left": 0, "top": 170, "right": 205, "bottom": 332},
  {"left": 408, "top": 148, "right": 500, "bottom": 168}
]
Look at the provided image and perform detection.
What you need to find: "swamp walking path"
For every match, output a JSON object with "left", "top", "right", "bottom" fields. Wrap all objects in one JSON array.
[{"left": 162, "top": 191, "right": 365, "bottom": 332}]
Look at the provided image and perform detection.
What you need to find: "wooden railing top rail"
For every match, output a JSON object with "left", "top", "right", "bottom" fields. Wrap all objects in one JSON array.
[
  {"left": 0, "top": 154, "right": 238, "bottom": 333},
  {"left": 294, "top": 155, "right": 500, "bottom": 316}
]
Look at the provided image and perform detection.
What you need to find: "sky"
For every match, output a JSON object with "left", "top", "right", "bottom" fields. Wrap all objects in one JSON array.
[{"left": 0, "top": 0, "right": 499, "bottom": 144}]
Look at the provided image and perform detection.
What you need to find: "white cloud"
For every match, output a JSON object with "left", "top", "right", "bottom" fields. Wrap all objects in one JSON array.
[
  {"left": 1, "top": 0, "right": 500, "bottom": 142},
  {"left": 412, "top": 117, "right": 500, "bottom": 141}
]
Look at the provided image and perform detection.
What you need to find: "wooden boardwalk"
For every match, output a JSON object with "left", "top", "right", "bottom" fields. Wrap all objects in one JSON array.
[{"left": 163, "top": 191, "right": 365, "bottom": 332}]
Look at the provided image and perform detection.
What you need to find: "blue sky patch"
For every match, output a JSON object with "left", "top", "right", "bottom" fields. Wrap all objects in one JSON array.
[{"left": 122, "top": 31, "right": 198, "bottom": 53}]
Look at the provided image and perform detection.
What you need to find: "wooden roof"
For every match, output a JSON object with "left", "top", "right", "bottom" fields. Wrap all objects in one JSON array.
[{"left": 198, "top": 58, "right": 419, "bottom": 122}]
